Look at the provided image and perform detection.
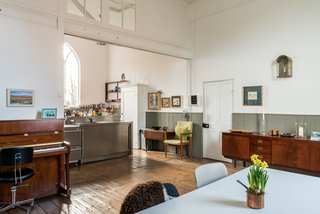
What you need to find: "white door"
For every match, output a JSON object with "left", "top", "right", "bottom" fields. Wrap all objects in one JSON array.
[
  {"left": 203, "top": 80, "right": 233, "bottom": 162},
  {"left": 122, "top": 88, "right": 138, "bottom": 148}
]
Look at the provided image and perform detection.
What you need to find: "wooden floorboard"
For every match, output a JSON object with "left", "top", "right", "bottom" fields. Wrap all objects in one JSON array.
[{"left": 1, "top": 149, "right": 243, "bottom": 213}]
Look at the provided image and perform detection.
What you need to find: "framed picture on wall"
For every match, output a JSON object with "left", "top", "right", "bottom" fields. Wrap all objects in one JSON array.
[
  {"left": 243, "top": 86, "right": 262, "bottom": 106},
  {"left": 148, "top": 92, "right": 161, "bottom": 110},
  {"left": 162, "top": 97, "right": 171, "bottom": 107},
  {"left": 6, "top": 88, "right": 34, "bottom": 107},
  {"left": 41, "top": 108, "right": 57, "bottom": 119},
  {"left": 171, "top": 96, "right": 181, "bottom": 107}
]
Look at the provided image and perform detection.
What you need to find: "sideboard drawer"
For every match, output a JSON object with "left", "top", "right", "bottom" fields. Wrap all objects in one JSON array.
[
  {"left": 249, "top": 146, "right": 271, "bottom": 163},
  {"left": 250, "top": 138, "right": 271, "bottom": 146},
  {"left": 250, "top": 139, "right": 271, "bottom": 163}
]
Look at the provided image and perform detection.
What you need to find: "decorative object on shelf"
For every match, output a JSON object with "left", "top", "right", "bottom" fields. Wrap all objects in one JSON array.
[
  {"left": 148, "top": 92, "right": 161, "bottom": 110},
  {"left": 243, "top": 86, "right": 262, "bottom": 106},
  {"left": 260, "top": 115, "right": 267, "bottom": 136},
  {"left": 246, "top": 154, "right": 268, "bottom": 209},
  {"left": 162, "top": 97, "right": 171, "bottom": 107},
  {"left": 229, "top": 129, "right": 254, "bottom": 134},
  {"left": 311, "top": 132, "right": 320, "bottom": 141},
  {"left": 280, "top": 132, "right": 295, "bottom": 137},
  {"left": 6, "top": 88, "right": 34, "bottom": 107},
  {"left": 295, "top": 121, "right": 307, "bottom": 139},
  {"left": 171, "top": 96, "right": 181, "bottom": 107},
  {"left": 121, "top": 73, "right": 125, "bottom": 80},
  {"left": 41, "top": 108, "right": 57, "bottom": 119},
  {"left": 276, "top": 55, "right": 292, "bottom": 78},
  {"left": 269, "top": 129, "right": 279, "bottom": 136},
  {"left": 105, "top": 80, "right": 128, "bottom": 102},
  {"left": 151, "top": 126, "right": 161, "bottom": 130}
]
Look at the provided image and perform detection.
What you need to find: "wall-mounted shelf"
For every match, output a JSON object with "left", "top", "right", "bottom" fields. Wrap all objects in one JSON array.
[{"left": 105, "top": 80, "right": 129, "bottom": 103}]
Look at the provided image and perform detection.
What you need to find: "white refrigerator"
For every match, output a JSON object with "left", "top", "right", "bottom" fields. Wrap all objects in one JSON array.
[{"left": 121, "top": 84, "right": 148, "bottom": 149}]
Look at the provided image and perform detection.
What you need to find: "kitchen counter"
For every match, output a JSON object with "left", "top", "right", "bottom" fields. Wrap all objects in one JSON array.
[{"left": 64, "top": 121, "right": 132, "bottom": 164}]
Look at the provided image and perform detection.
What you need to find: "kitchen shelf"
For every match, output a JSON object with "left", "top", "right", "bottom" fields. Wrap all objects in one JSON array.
[{"left": 105, "top": 80, "right": 128, "bottom": 103}]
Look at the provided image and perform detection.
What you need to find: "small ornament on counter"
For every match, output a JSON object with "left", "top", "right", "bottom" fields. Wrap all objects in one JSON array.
[{"left": 121, "top": 73, "right": 125, "bottom": 80}]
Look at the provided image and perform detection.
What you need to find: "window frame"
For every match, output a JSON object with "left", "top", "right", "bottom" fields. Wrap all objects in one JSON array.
[{"left": 64, "top": 42, "right": 81, "bottom": 108}]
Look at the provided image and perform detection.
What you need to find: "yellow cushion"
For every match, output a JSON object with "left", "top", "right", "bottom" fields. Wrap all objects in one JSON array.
[
  {"left": 174, "top": 126, "right": 189, "bottom": 141},
  {"left": 164, "top": 139, "right": 189, "bottom": 145}
]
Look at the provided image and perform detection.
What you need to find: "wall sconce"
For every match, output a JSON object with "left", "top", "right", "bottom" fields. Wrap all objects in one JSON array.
[{"left": 276, "top": 55, "right": 292, "bottom": 78}]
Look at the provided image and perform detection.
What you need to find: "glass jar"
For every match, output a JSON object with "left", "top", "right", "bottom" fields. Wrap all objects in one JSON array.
[
  {"left": 295, "top": 122, "right": 307, "bottom": 139},
  {"left": 260, "top": 116, "right": 267, "bottom": 135}
]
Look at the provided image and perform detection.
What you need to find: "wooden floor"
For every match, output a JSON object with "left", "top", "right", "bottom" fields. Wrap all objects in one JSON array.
[{"left": 4, "top": 150, "right": 243, "bottom": 214}]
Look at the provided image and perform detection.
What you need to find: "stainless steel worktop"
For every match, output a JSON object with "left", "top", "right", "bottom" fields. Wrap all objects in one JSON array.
[{"left": 64, "top": 121, "right": 132, "bottom": 164}]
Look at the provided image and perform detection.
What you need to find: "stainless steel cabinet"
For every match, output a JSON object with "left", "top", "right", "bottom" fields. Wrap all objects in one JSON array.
[
  {"left": 81, "top": 123, "right": 132, "bottom": 163},
  {"left": 64, "top": 128, "right": 82, "bottom": 163}
]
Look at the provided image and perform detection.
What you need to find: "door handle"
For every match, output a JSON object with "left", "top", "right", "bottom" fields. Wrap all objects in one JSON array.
[{"left": 202, "top": 123, "right": 209, "bottom": 128}]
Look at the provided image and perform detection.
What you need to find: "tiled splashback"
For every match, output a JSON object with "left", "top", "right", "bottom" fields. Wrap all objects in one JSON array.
[{"left": 233, "top": 113, "right": 320, "bottom": 137}]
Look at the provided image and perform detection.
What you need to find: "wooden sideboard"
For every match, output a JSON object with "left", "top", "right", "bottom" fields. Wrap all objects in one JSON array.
[{"left": 222, "top": 132, "right": 320, "bottom": 173}]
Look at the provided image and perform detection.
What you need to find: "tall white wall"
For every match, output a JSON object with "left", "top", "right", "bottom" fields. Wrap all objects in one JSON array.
[
  {"left": 64, "top": 35, "right": 108, "bottom": 105},
  {"left": 137, "top": 0, "right": 190, "bottom": 49},
  {"left": 0, "top": 0, "right": 191, "bottom": 120},
  {"left": 193, "top": 0, "right": 320, "bottom": 115},
  {"left": 0, "top": 6, "right": 64, "bottom": 119},
  {"left": 107, "top": 45, "right": 188, "bottom": 112}
]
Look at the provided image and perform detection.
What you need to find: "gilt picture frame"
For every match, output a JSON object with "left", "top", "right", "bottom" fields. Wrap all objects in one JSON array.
[
  {"left": 148, "top": 92, "right": 161, "bottom": 110},
  {"left": 243, "top": 86, "right": 262, "bottom": 106}
]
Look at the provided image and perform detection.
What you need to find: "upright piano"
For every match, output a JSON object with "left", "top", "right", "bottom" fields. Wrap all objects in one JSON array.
[{"left": 0, "top": 119, "right": 71, "bottom": 202}]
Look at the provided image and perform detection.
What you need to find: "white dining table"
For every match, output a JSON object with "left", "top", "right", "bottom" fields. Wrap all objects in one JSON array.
[{"left": 138, "top": 168, "right": 320, "bottom": 214}]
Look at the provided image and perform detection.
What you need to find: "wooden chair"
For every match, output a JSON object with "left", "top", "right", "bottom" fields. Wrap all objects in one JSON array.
[
  {"left": 194, "top": 163, "right": 228, "bottom": 188},
  {"left": 164, "top": 121, "right": 193, "bottom": 160}
]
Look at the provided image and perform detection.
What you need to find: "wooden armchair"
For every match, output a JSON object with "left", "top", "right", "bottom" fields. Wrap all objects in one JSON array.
[{"left": 164, "top": 121, "right": 193, "bottom": 160}]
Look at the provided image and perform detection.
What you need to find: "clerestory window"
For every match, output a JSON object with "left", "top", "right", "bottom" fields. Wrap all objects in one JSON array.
[{"left": 108, "top": 0, "right": 136, "bottom": 30}]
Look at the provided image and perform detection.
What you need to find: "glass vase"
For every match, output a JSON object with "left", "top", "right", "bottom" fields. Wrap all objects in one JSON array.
[{"left": 260, "top": 118, "right": 267, "bottom": 136}]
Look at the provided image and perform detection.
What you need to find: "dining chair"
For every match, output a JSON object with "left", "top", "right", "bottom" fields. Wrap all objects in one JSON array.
[
  {"left": 194, "top": 163, "right": 228, "bottom": 188},
  {"left": 0, "top": 147, "right": 35, "bottom": 213},
  {"left": 164, "top": 121, "right": 193, "bottom": 160}
]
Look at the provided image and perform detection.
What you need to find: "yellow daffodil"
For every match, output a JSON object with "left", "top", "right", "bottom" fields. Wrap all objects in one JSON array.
[
  {"left": 253, "top": 158, "right": 262, "bottom": 166},
  {"left": 250, "top": 154, "right": 259, "bottom": 162},
  {"left": 261, "top": 161, "right": 268, "bottom": 169},
  {"left": 247, "top": 154, "right": 269, "bottom": 195}
]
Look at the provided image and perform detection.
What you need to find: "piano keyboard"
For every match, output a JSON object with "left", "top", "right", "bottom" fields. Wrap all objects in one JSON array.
[{"left": 33, "top": 145, "right": 65, "bottom": 153}]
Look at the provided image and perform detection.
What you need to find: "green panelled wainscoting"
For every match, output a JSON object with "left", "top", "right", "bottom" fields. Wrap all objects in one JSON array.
[{"left": 146, "top": 112, "right": 203, "bottom": 158}]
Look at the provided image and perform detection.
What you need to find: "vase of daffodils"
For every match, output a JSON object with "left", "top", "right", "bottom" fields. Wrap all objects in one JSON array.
[{"left": 246, "top": 154, "right": 269, "bottom": 209}]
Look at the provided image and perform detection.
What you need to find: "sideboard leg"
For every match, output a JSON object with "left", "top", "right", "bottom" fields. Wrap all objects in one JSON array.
[{"left": 243, "top": 161, "right": 247, "bottom": 167}]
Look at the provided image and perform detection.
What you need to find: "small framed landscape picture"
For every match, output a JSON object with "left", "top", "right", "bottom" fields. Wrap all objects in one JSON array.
[
  {"left": 162, "top": 97, "right": 171, "bottom": 108},
  {"left": 6, "top": 89, "right": 34, "bottom": 107},
  {"left": 148, "top": 92, "right": 161, "bottom": 110},
  {"left": 41, "top": 108, "right": 57, "bottom": 119},
  {"left": 171, "top": 96, "right": 181, "bottom": 107},
  {"left": 243, "top": 86, "right": 262, "bottom": 106}
]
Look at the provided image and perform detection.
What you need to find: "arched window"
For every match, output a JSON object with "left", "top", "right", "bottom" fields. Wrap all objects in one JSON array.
[{"left": 64, "top": 43, "right": 80, "bottom": 107}]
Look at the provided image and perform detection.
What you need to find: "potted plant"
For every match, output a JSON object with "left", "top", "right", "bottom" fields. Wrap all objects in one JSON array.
[{"left": 246, "top": 154, "right": 269, "bottom": 209}]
